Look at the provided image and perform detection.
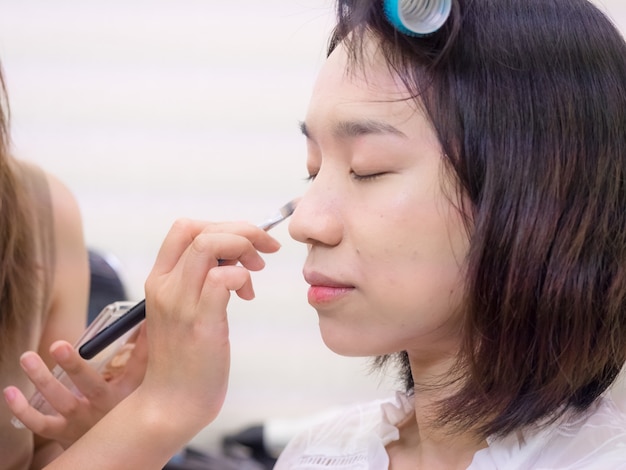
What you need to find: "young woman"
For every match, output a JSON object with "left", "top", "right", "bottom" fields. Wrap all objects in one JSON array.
[
  {"left": 0, "top": 67, "right": 90, "bottom": 467},
  {"left": 5, "top": 0, "right": 626, "bottom": 468}
]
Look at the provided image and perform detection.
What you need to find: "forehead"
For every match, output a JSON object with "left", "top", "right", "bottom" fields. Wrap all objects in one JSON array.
[
  {"left": 305, "top": 39, "right": 419, "bottom": 131},
  {"left": 304, "top": 38, "right": 442, "bottom": 154}
]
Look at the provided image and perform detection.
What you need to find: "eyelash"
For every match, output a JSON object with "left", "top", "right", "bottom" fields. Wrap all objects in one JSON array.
[
  {"left": 351, "top": 171, "right": 385, "bottom": 181},
  {"left": 304, "top": 172, "right": 386, "bottom": 182}
]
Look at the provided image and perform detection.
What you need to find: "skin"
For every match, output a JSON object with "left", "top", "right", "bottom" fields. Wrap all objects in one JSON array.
[
  {"left": 5, "top": 37, "right": 481, "bottom": 469},
  {"left": 16, "top": 221, "right": 282, "bottom": 469},
  {"left": 0, "top": 166, "right": 91, "bottom": 468},
  {"left": 289, "top": 39, "right": 482, "bottom": 468},
  {"left": 38, "top": 171, "right": 91, "bottom": 370},
  {"left": 12, "top": 326, "right": 148, "bottom": 451},
  {"left": 4, "top": 168, "right": 149, "bottom": 451},
  {"left": 293, "top": 40, "right": 468, "bottom": 361},
  {"left": 32, "top": 171, "right": 91, "bottom": 467}
]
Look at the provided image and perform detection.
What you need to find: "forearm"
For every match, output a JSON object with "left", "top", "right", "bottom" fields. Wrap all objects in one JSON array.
[
  {"left": 41, "top": 220, "right": 273, "bottom": 468},
  {"left": 43, "top": 388, "right": 204, "bottom": 469}
]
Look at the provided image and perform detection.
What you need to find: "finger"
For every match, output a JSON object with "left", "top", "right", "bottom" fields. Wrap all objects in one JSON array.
[
  {"left": 198, "top": 221, "right": 283, "bottom": 255},
  {"left": 207, "top": 265, "right": 255, "bottom": 301},
  {"left": 189, "top": 225, "right": 281, "bottom": 269},
  {"left": 118, "top": 324, "right": 149, "bottom": 391},
  {"left": 3, "top": 385, "right": 66, "bottom": 437},
  {"left": 48, "top": 341, "right": 110, "bottom": 404},
  {"left": 191, "top": 232, "right": 267, "bottom": 269},
  {"left": 105, "top": 325, "right": 148, "bottom": 397},
  {"left": 152, "top": 220, "right": 281, "bottom": 277},
  {"left": 19, "top": 352, "right": 85, "bottom": 417},
  {"left": 151, "top": 219, "right": 212, "bottom": 276},
  {"left": 176, "top": 232, "right": 265, "bottom": 299}
]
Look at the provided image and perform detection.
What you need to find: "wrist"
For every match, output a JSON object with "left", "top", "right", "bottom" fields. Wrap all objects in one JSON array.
[{"left": 129, "top": 386, "right": 213, "bottom": 445}]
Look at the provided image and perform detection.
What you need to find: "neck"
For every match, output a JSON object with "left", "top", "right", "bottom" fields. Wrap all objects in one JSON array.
[
  {"left": 387, "top": 392, "right": 486, "bottom": 469},
  {"left": 387, "top": 350, "right": 487, "bottom": 469}
]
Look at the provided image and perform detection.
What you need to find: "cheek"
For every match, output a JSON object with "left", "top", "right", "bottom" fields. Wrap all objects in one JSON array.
[
  {"left": 361, "top": 197, "right": 468, "bottom": 314},
  {"left": 371, "top": 253, "right": 465, "bottom": 312},
  {"left": 368, "top": 260, "right": 466, "bottom": 353},
  {"left": 368, "top": 200, "right": 467, "bottom": 269}
]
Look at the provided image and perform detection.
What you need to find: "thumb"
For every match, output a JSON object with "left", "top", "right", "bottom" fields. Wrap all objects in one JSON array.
[{"left": 107, "top": 324, "right": 148, "bottom": 393}]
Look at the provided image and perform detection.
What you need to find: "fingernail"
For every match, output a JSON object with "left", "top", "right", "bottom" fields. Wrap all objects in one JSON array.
[
  {"left": 20, "top": 352, "right": 38, "bottom": 372},
  {"left": 3, "top": 387, "right": 16, "bottom": 402},
  {"left": 52, "top": 342, "right": 71, "bottom": 361}
]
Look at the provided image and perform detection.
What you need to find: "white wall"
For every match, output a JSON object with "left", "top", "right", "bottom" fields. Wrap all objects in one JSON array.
[
  {"left": 0, "top": 0, "right": 398, "bottom": 452},
  {"left": 0, "top": 0, "right": 624, "bottom": 453}
]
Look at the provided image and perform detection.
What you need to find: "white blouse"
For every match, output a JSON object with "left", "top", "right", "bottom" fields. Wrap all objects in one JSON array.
[{"left": 274, "top": 380, "right": 626, "bottom": 469}]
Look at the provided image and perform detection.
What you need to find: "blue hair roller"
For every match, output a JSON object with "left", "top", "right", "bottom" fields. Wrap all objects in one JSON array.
[{"left": 383, "top": 0, "right": 452, "bottom": 36}]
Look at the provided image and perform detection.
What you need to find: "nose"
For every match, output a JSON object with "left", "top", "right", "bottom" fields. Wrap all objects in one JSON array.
[{"left": 288, "top": 173, "right": 343, "bottom": 247}]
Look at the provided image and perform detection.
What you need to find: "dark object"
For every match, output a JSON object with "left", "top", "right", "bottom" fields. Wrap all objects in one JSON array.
[
  {"left": 164, "top": 447, "right": 266, "bottom": 470},
  {"left": 222, "top": 425, "right": 277, "bottom": 469},
  {"left": 79, "top": 299, "right": 145, "bottom": 359},
  {"left": 87, "top": 249, "right": 128, "bottom": 324}
]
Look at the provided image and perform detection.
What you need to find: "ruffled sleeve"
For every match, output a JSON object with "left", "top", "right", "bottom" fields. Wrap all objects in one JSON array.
[{"left": 274, "top": 393, "right": 413, "bottom": 470}]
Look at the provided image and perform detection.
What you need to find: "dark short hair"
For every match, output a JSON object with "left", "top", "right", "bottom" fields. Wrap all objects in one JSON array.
[{"left": 330, "top": 0, "right": 626, "bottom": 438}]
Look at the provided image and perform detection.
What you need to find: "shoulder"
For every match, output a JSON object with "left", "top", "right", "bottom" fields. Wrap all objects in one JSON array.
[
  {"left": 36, "top": 166, "right": 89, "bottom": 293},
  {"left": 31, "top": 163, "right": 86, "bottom": 262},
  {"left": 25, "top": 163, "right": 86, "bottom": 260},
  {"left": 274, "top": 393, "right": 412, "bottom": 470},
  {"left": 476, "top": 381, "right": 626, "bottom": 469},
  {"left": 13, "top": 159, "right": 83, "bottom": 234},
  {"left": 44, "top": 169, "right": 84, "bottom": 237},
  {"left": 549, "top": 391, "right": 626, "bottom": 468}
]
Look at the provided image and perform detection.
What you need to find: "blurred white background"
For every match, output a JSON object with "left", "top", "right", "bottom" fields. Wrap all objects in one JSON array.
[{"left": 0, "top": 0, "right": 625, "bottom": 453}]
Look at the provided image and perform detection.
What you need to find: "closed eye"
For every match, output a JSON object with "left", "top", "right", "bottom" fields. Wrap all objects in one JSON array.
[
  {"left": 350, "top": 171, "right": 387, "bottom": 181},
  {"left": 304, "top": 171, "right": 387, "bottom": 182}
]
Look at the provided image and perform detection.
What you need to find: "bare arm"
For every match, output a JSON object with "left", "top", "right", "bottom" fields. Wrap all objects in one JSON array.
[
  {"left": 37, "top": 171, "right": 90, "bottom": 366},
  {"left": 32, "top": 171, "right": 90, "bottom": 467},
  {"left": 39, "top": 219, "right": 281, "bottom": 469}
]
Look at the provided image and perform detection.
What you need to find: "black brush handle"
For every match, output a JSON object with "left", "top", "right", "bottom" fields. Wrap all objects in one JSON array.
[{"left": 78, "top": 299, "right": 146, "bottom": 359}]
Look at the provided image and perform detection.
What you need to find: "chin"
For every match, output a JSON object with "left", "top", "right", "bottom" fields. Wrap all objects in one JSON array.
[{"left": 318, "top": 327, "right": 386, "bottom": 358}]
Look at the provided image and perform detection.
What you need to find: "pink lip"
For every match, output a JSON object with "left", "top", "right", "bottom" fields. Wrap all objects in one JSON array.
[{"left": 303, "top": 270, "right": 354, "bottom": 305}]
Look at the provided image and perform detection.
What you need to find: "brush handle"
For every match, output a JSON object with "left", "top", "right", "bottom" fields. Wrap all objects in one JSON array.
[{"left": 78, "top": 300, "right": 146, "bottom": 359}]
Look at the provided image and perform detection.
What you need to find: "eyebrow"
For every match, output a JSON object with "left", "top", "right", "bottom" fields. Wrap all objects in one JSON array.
[{"left": 299, "top": 119, "right": 407, "bottom": 141}]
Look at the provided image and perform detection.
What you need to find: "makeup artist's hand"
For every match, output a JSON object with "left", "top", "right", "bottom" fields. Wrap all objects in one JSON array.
[
  {"left": 134, "top": 219, "right": 281, "bottom": 434},
  {"left": 4, "top": 324, "right": 148, "bottom": 449},
  {"left": 9, "top": 220, "right": 282, "bottom": 469}
]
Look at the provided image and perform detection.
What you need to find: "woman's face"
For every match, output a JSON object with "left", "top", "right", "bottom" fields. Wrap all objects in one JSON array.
[{"left": 288, "top": 38, "right": 469, "bottom": 364}]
